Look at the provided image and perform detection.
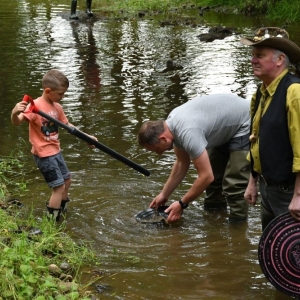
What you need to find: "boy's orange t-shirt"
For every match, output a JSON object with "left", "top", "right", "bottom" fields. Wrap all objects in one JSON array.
[{"left": 23, "top": 97, "right": 69, "bottom": 158}]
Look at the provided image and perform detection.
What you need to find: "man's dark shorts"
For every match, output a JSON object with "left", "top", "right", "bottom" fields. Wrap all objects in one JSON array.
[{"left": 33, "top": 152, "right": 71, "bottom": 188}]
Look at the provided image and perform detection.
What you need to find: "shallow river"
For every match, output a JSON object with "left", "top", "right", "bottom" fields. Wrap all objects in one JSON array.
[{"left": 1, "top": 1, "right": 299, "bottom": 299}]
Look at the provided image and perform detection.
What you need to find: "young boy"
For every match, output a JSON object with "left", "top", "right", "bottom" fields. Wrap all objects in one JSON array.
[{"left": 11, "top": 69, "right": 95, "bottom": 221}]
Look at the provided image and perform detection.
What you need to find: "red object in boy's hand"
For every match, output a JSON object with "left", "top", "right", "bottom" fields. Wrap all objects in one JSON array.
[{"left": 22, "top": 94, "right": 39, "bottom": 113}]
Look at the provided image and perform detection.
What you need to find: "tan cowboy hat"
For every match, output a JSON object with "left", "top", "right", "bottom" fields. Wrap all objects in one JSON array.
[{"left": 240, "top": 27, "right": 300, "bottom": 64}]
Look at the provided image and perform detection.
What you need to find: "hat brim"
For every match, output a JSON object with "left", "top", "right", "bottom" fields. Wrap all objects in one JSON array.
[
  {"left": 258, "top": 212, "right": 300, "bottom": 297},
  {"left": 240, "top": 37, "right": 300, "bottom": 64}
]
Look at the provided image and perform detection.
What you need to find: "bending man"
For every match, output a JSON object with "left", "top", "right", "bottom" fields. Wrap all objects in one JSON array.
[{"left": 137, "top": 94, "right": 250, "bottom": 223}]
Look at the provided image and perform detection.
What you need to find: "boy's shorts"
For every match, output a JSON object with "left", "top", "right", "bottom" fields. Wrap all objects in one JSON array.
[{"left": 33, "top": 152, "right": 71, "bottom": 188}]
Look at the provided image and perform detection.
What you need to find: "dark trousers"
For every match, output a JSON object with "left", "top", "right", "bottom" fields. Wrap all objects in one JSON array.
[{"left": 259, "top": 176, "right": 295, "bottom": 230}]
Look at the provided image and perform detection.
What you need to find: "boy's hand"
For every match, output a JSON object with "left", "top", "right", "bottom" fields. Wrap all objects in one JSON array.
[
  {"left": 12, "top": 101, "right": 28, "bottom": 115},
  {"left": 67, "top": 123, "right": 97, "bottom": 149},
  {"left": 87, "top": 135, "right": 97, "bottom": 149},
  {"left": 11, "top": 101, "right": 28, "bottom": 125}
]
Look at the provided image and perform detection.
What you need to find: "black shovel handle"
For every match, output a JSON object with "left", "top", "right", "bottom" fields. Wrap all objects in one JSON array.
[{"left": 23, "top": 95, "right": 150, "bottom": 176}]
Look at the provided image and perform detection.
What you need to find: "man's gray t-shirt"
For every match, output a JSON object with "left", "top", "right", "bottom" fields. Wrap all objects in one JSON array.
[{"left": 166, "top": 94, "right": 250, "bottom": 159}]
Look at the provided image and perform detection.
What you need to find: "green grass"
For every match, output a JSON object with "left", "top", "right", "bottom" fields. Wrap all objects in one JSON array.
[
  {"left": 0, "top": 152, "right": 101, "bottom": 298},
  {"left": 92, "top": 0, "right": 300, "bottom": 22},
  {"left": 93, "top": 0, "right": 215, "bottom": 12},
  {"left": 0, "top": 208, "right": 100, "bottom": 299},
  {"left": 267, "top": 0, "right": 300, "bottom": 22},
  {"left": 0, "top": 150, "right": 28, "bottom": 201}
]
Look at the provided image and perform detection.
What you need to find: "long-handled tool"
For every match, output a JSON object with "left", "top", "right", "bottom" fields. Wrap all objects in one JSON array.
[{"left": 22, "top": 95, "right": 150, "bottom": 176}]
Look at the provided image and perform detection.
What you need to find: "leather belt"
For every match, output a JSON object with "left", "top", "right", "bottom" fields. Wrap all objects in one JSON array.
[
  {"left": 259, "top": 174, "right": 295, "bottom": 187},
  {"left": 260, "top": 175, "right": 278, "bottom": 186}
]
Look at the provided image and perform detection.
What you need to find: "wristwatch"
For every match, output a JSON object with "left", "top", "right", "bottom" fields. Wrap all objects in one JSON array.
[{"left": 178, "top": 199, "right": 189, "bottom": 209}]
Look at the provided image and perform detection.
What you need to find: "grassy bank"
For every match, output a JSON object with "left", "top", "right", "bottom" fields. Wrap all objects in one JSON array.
[
  {"left": 0, "top": 210, "right": 100, "bottom": 299},
  {"left": 0, "top": 153, "right": 100, "bottom": 299},
  {"left": 0, "top": 150, "right": 28, "bottom": 200},
  {"left": 93, "top": 0, "right": 300, "bottom": 22}
]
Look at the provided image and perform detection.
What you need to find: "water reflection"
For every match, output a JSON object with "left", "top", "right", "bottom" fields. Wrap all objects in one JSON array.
[
  {"left": 70, "top": 22, "right": 101, "bottom": 89},
  {"left": 0, "top": 2, "right": 298, "bottom": 299}
]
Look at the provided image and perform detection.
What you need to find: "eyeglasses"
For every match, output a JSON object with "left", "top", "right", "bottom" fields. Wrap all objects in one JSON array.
[{"left": 253, "top": 27, "right": 289, "bottom": 42}]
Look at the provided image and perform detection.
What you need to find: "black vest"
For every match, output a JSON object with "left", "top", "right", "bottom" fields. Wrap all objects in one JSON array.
[{"left": 254, "top": 73, "right": 300, "bottom": 182}]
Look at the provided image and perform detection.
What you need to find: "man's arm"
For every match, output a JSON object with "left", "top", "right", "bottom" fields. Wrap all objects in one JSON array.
[
  {"left": 150, "top": 146, "right": 191, "bottom": 208},
  {"left": 244, "top": 174, "right": 258, "bottom": 205},
  {"left": 181, "top": 148, "right": 214, "bottom": 203},
  {"left": 289, "top": 173, "right": 300, "bottom": 220},
  {"left": 165, "top": 148, "right": 214, "bottom": 223},
  {"left": 287, "top": 85, "right": 300, "bottom": 219}
]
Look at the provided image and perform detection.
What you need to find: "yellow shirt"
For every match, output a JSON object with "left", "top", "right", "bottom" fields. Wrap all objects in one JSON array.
[{"left": 249, "top": 69, "right": 300, "bottom": 173}]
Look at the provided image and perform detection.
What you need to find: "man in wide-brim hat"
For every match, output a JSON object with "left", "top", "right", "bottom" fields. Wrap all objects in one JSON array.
[
  {"left": 241, "top": 27, "right": 300, "bottom": 231},
  {"left": 240, "top": 27, "right": 300, "bottom": 64}
]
